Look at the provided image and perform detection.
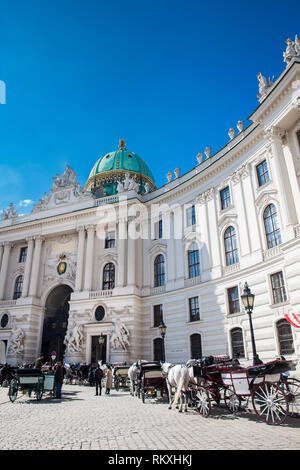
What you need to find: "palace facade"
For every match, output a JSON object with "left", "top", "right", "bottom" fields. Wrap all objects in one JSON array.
[{"left": 0, "top": 40, "right": 300, "bottom": 371}]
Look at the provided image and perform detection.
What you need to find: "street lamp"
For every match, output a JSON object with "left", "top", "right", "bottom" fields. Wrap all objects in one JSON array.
[
  {"left": 241, "top": 282, "right": 261, "bottom": 365},
  {"left": 159, "top": 321, "right": 167, "bottom": 363},
  {"left": 99, "top": 334, "right": 105, "bottom": 364}
]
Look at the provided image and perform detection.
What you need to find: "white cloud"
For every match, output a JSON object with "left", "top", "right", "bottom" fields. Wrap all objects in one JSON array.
[{"left": 18, "top": 199, "right": 34, "bottom": 207}]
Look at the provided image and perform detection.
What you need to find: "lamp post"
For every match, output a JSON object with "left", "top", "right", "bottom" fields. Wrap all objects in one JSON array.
[
  {"left": 99, "top": 334, "right": 105, "bottom": 364},
  {"left": 159, "top": 321, "right": 167, "bottom": 363},
  {"left": 241, "top": 282, "right": 261, "bottom": 365}
]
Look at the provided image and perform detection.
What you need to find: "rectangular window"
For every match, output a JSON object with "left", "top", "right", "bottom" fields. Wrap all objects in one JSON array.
[
  {"left": 153, "top": 304, "right": 163, "bottom": 327},
  {"left": 256, "top": 160, "right": 270, "bottom": 187},
  {"left": 186, "top": 205, "right": 196, "bottom": 226},
  {"left": 220, "top": 186, "right": 231, "bottom": 210},
  {"left": 271, "top": 271, "right": 287, "bottom": 305},
  {"left": 105, "top": 231, "right": 115, "bottom": 249},
  {"left": 19, "top": 247, "right": 27, "bottom": 263},
  {"left": 227, "top": 286, "right": 240, "bottom": 314},
  {"left": 158, "top": 219, "right": 163, "bottom": 239},
  {"left": 189, "top": 297, "right": 200, "bottom": 322}
]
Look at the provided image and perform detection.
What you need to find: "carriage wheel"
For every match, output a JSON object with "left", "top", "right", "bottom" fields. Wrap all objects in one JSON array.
[
  {"left": 224, "top": 387, "right": 242, "bottom": 414},
  {"left": 282, "top": 379, "right": 300, "bottom": 417},
  {"left": 194, "top": 386, "right": 211, "bottom": 417},
  {"left": 252, "top": 381, "right": 288, "bottom": 425},
  {"left": 8, "top": 379, "right": 18, "bottom": 403}
]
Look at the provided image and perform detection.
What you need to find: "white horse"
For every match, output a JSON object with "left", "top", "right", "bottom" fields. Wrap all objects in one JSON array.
[
  {"left": 161, "top": 362, "right": 190, "bottom": 412},
  {"left": 128, "top": 360, "right": 147, "bottom": 396}
]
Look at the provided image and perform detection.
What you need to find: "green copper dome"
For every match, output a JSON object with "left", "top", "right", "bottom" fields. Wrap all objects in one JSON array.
[{"left": 86, "top": 140, "right": 156, "bottom": 197}]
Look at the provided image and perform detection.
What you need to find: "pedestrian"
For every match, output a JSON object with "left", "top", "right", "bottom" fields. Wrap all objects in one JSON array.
[
  {"left": 34, "top": 354, "right": 44, "bottom": 369},
  {"left": 94, "top": 364, "right": 104, "bottom": 396},
  {"left": 105, "top": 365, "right": 113, "bottom": 395},
  {"left": 53, "top": 361, "right": 64, "bottom": 399}
]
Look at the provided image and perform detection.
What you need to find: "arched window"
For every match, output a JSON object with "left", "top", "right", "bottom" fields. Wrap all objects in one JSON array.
[
  {"left": 102, "top": 263, "right": 115, "bottom": 290},
  {"left": 13, "top": 275, "right": 23, "bottom": 299},
  {"left": 154, "top": 254, "right": 165, "bottom": 287},
  {"left": 190, "top": 333, "right": 202, "bottom": 359},
  {"left": 224, "top": 226, "right": 239, "bottom": 266},
  {"left": 230, "top": 328, "right": 245, "bottom": 358},
  {"left": 188, "top": 243, "right": 200, "bottom": 278},
  {"left": 263, "top": 204, "right": 282, "bottom": 249},
  {"left": 153, "top": 338, "right": 164, "bottom": 361},
  {"left": 277, "top": 319, "right": 294, "bottom": 355}
]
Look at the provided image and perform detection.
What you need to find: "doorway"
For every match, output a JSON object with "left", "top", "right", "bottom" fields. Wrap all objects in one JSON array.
[
  {"left": 41, "top": 285, "right": 73, "bottom": 362},
  {"left": 91, "top": 335, "right": 107, "bottom": 365}
]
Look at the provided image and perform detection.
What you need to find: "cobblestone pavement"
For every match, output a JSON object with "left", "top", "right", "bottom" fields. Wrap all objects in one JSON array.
[{"left": 0, "top": 384, "right": 299, "bottom": 451}]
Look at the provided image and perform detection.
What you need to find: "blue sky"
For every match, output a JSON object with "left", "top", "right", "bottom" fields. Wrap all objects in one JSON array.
[{"left": 0, "top": 0, "right": 299, "bottom": 214}]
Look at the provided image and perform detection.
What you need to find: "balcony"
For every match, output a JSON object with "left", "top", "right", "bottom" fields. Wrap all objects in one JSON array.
[{"left": 89, "top": 290, "right": 113, "bottom": 299}]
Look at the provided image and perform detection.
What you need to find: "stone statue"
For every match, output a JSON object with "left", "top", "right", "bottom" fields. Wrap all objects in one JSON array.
[
  {"left": 144, "top": 182, "right": 150, "bottom": 194},
  {"left": 110, "top": 318, "right": 130, "bottom": 351},
  {"left": 1, "top": 203, "right": 18, "bottom": 221},
  {"left": 196, "top": 153, "right": 203, "bottom": 164},
  {"left": 257, "top": 73, "right": 273, "bottom": 102},
  {"left": 294, "top": 34, "right": 300, "bottom": 56},
  {"left": 116, "top": 180, "right": 124, "bottom": 193},
  {"left": 166, "top": 172, "right": 173, "bottom": 182},
  {"left": 204, "top": 146, "right": 211, "bottom": 158},
  {"left": 237, "top": 120, "right": 244, "bottom": 133},
  {"left": 64, "top": 321, "right": 83, "bottom": 353},
  {"left": 228, "top": 128, "right": 235, "bottom": 140},
  {"left": 7, "top": 320, "right": 25, "bottom": 356},
  {"left": 174, "top": 167, "right": 180, "bottom": 178},
  {"left": 283, "top": 37, "right": 298, "bottom": 65}
]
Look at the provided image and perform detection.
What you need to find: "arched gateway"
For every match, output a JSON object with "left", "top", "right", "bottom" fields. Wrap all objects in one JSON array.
[{"left": 41, "top": 284, "right": 73, "bottom": 361}]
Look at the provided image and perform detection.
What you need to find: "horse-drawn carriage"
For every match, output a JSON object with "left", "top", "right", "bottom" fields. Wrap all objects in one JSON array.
[
  {"left": 190, "top": 357, "right": 298, "bottom": 425},
  {"left": 136, "top": 361, "right": 167, "bottom": 403},
  {"left": 8, "top": 368, "right": 55, "bottom": 403},
  {"left": 113, "top": 365, "right": 130, "bottom": 391}
]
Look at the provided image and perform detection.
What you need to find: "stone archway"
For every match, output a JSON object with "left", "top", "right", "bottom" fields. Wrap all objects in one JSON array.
[{"left": 41, "top": 284, "right": 73, "bottom": 362}]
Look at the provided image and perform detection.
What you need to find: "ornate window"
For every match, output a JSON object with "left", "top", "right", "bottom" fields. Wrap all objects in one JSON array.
[
  {"left": 188, "top": 243, "right": 200, "bottom": 278},
  {"left": 189, "top": 297, "right": 200, "bottom": 322},
  {"left": 105, "top": 231, "right": 115, "bottom": 249},
  {"left": 13, "top": 275, "right": 23, "bottom": 300},
  {"left": 153, "top": 304, "right": 163, "bottom": 327},
  {"left": 0, "top": 313, "right": 9, "bottom": 328},
  {"left": 230, "top": 328, "right": 245, "bottom": 358},
  {"left": 153, "top": 338, "right": 164, "bottom": 361},
  {"left": 190, "top": 333, "right": 202, "bottom": 359},
  {"left": 263, "top": 204, "right": 282, "bottom": 249},
  {"left": 220, "top": 186, "right": 231, "bottom": 210},
  {"left": 227, "top": 286, "right": 240, "bottom": 314},
  {"left": 19, "top": 247, "right": 27, "bottom": 263},
  {"left": 270, "top": 271, "right": 287, "bottom": 304},
  {"left": 186, "top": 205, "right": 196, "bottom": 226},
  {"left": 102, "top": 263, "right": 115, "bottom": 290},
  {"left": 154, "top": 254, "right": 165, "bottom": 287},
  {"left": 224, "top": 226, "right": 239, "bottom": 266},
  {"left": 95, "top": 305, "right": 105, "bottom": 322},
  {"left": 277, "top": 319, "right": 294, "bottom": 355},
  {"left": 256, "top": 160, "right": 270, "bottom": 187}
]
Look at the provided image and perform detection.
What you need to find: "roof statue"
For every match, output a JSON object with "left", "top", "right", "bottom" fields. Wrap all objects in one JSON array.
[
  {"left": 257, "top": 72, "right": 274, "bottom": 103},
  {"left": 283, "top": 36, "right": 300, "bottom": 65},
  {"left": 1, "top": 203, "right": 18, "bottom": 221}
]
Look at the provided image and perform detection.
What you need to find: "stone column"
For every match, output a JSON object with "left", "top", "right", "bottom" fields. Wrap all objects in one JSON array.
[
  {"left": 206, "top": 188, "right": 221, "bottom": 276},
  {"left": 0, "top": 242, "right": 12, "bottom": 300},
  {"left": 0, "top": 244, "right": 3, "bottom": 271},
  {"left": 75, "top": 227, "right": 86, "bottom": 292},
  {"left": 117, "top": 220, "right": 127, "bottom": 288},
  {"left": 195, "top": 194, "right": 211, "bottom": 276},
  {"left": 84, "top": 225, "right": 95, "bottom": 291},
  {"left": 265, "top": 126, "right": 297, "bottom": 227},
  {"left": 166, "top": 211, "right": 175, "bottom": 288},
  {"left": 22, "top": 237, "right": 34, "bottom": 297},
  {"left": 127, "top": 219, "right": 136, "bottom": 287},
  {"left": 29, "top": 236, "right": 44, "bottom": 298}
]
